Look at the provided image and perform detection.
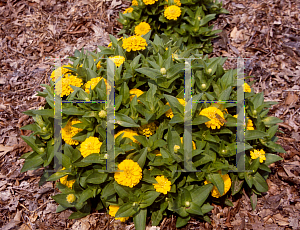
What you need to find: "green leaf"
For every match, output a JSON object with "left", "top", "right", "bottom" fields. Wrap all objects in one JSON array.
[
  {"left": 81, "top": 153, "right": 105, "bottom": 164},
  {"left": 115, "top": 113, "right": 140, "bottom": 127},
  {"left": 252, "top": 172, "right": 268, "bottom": 193},
  {"left": 230, "top": 174, "right": 244, "bottom": 196},
  {"left": 133, "top": 208, "right": 147, "bottom": 230},
  {"left": 136, "top": 67, "right": 160, "bottom": 80},
  {"left": 201, "top": 203, "right": 214, "bottom": 214},
  {"left": 115, "top": 202, "right": 138, "bottom": 218},
  {"left": 245, "top": 130, "right": 268, "bottom": 140},
  {"left": 166, "top": 63, "right": 184, "bottom": 79},
  {"left": 56, "top": 205, "right": 68, "bottom": 213},
  {"left": 62, "top": 107, "right": 85, "bottom": 115},
  {"left": 206, "top": 173, "right": 224, "bottom": 196},
  {"left": 250, "top": 192, "right": 257, "bottom": 210},
  {"left": 245, "top": 173, "right": 253, "bottom": 188},
  {"left": 52, "top": 194, "right": 74, "bottom": 208},
  {"left": 192, "top": 115, "right": 210, "bottom": 125},
  {"left": 20, "top": 154, "right": 44, "bottom": 173},
  {"left": 68, "top": 211, "right": 90, "bottom": 219},
  {"left": 32, "top": 109, "right": 54, "bottom": 117},
  {"left": 151, "top": 210, "right": 163, "bottom": 226},
  {"left": 163, "top": 94, "right": 184, "bottom": 115},
  {"left": 86, "top": 172, "right": 108, "bottom": 184},
  {"left": 114, "top": 182, "right": 130, "bottom": 200},
  {"left": 176, "top": 216, "right": 190, "bottom": 228},
  {"left": 21, "top": 135, "right": 40, "bottom": 154},
  {"left": 186, "top": 202, "right": 203, "bottom": 216},
  {"left": 139, "top": 191, "right": 160, "bottom": 208},
  {"left": 76, "top": 188, "right": 95, "bottom": 209},
  {"left": 264, "top": 153, "right": 283, "bottom": 166},
  {"left": 190, "top": 184, "right": 213, "bottom": 207},
  {"left": 262, "top": 117, "right": 282, "bottom": 126},
  {"left": 136, "top": 148, "right": 148, "bottom": 169}
]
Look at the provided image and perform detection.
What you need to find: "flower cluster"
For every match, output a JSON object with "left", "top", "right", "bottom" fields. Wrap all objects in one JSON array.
[
  {"left": 115, "top": 129, "right": 140, "bottom": 144},
  {"left": 134, "top": 22, "right": 151, "bottom": 36},
  {"left": 80, "top": 136, "right": 102, "bottom": 158},
  {"left": 164, "top": 5, "right": 181, "bottom": 20},
  {"left": 200, "top": 107, "right": 225, "bottom": 129},
  {"left": 62, "top": 118, "right": 82, "bottom": 145},
  {"left": 122, "top": 35, "right": 148, "bottom": 52},
  {"left": 109, "top": 55, "right": 125, "bottom": 67},
  {"left": 250, "top": 149, "right": 266, "bottom": 163},
  {"left": 153, "top": 176, "right": 171, "bottom": 194},
  {"left": 123, "top": 7, "right": 133, "bottom": 14},
  {"left": 59, "top": 74, "right": 83, "bottom": 97},
  {"left": 50, "top": 64, "right": 72, "bottom": 81},
  {"left": 142, "top": 0, "right": 158, "bottom": 5},
  {"left": 59, "top": 167, "right": 75, "bottom": 189},
  {"left": 66, "top": 194, "right": 76, "bottom": 203},
  {"left": 138, "top": 122, "right": 157, "bottom": 137},
  {"left": 114, "top": 159, "right": 142, "bottom": 188},
  {"left": 129, "top": 88, "right": 144, "bottom": 101}
]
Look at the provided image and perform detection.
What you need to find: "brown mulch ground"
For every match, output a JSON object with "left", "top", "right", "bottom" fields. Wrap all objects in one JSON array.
[{"left": 0, "top": 0, "right": 299, "bottom": 229}]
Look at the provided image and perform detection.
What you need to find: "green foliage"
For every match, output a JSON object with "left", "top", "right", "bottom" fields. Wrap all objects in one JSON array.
[
  {"left": 19, "top": 6, "right": 284, "bottom": 229},
  {"left": 118, "top": 0, "right": 228, "bottom": 53}
]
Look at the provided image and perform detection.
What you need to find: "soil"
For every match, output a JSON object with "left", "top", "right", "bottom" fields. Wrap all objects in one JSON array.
[{"left": 0, "top": 0, "right": 299, "bottom": 229}]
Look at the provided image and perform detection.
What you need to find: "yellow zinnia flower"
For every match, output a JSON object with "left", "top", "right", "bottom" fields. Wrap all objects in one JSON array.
[
  {"left": 153, "top": 150, "right": 162, "bottom": 156},
  {"left": 58, "top": 74, "right": 83, "bottom": 97},
  {"left": 138, "top": 122, "right": 157, "bottom": 137},
  {"left": 59, "top": 167, "right": 75, "bottom": 189},
  {"left": 66, "top": 194, "right": 76, "bottom": 203},
  {"left": 114, "top": 129, "right": 140, "bottom": 144},
  {"left": 85, "top": 77, "right": 111, "bottom": 94},
  {"left": 62, "top": 118, "right": 83, "bottom": 145},
  {"left": 142, "top": 0, "right": 158, "bottom": 5},
  {"left": 250, "top": 149, "right": 266, "bottom": 163},
  {"left": 153, "top": 175, "right": 171, "bottom": 194},
  {"left": 109, "top": 56, "right": 125, "bottom": 67},
  {"left": 50, "top": 64, "right": 72, "bottom": 81},
  {"left": 164, "top": 5, "right": 181, "bottom": 20},
  {"left": 132, "top": 0, "right": 138, "bottom": 6},
  {"left": 204, "top": 173, "right": 231, "bottom": 198},
  {"left": 114, "top": 159, "right": 142, "bottom": 188},
  {"left": 80, "top": 136, "right": 102, "bottom": 158},
  {"left": 129, "top": 88, "right": 144, "bottom": 101},
  {"left": 200, "top": 107, "right": 225, "bottom": 129},
  {"left": 243, "top": 83, "right": 251, "bottom": 93},
  {"left": 122, "top": 36, "right": 148, "bottom": 52},
  {"left": 123, "top": 7, "right": 133, "bottom": 14},
  {"left": 93, "top": 59, "right": 101, "bottom": 69},
  {"left": 174, "top": 145, "right": 180, "bottom": 153},
  {"left": 233, "top": 115, "right": 255, "bottom": 130},
  {"left": 134, "top": 22, "right": 151, "bottom": 36},
  {"left": 165, "top": 98, "right": 186, "bottom": 118},
  {"left": 180, "top": 137, "right": 196, "bottom": 150},
  {"left": 109, "top": 205, "right": 129, "bottom": 222}
]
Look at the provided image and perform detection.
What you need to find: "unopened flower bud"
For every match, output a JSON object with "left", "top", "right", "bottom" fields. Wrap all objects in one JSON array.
[
  {"left": 201, "top": 83, "right": 206, "bottom": 89},
  {"left": 99, "top": 110, "right": 107, "bottom": 118},
  {"left": 207, "top": 68, "right": 212, "bottom": 74},
  {"left": 185, "top": 201, "right": 190, "bottom": 207},
  {"left": 160, "top": 68, "right": 167, "bottom": 75}
]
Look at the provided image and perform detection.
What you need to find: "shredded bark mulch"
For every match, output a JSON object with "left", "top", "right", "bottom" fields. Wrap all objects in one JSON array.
[{"left": 1, "top": 0, "right": 299, "bottom": 229}]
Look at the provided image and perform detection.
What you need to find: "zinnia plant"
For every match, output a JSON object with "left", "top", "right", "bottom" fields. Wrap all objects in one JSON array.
[{"left": 19, "top": 28, "right": 284, "bottom": 230}]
